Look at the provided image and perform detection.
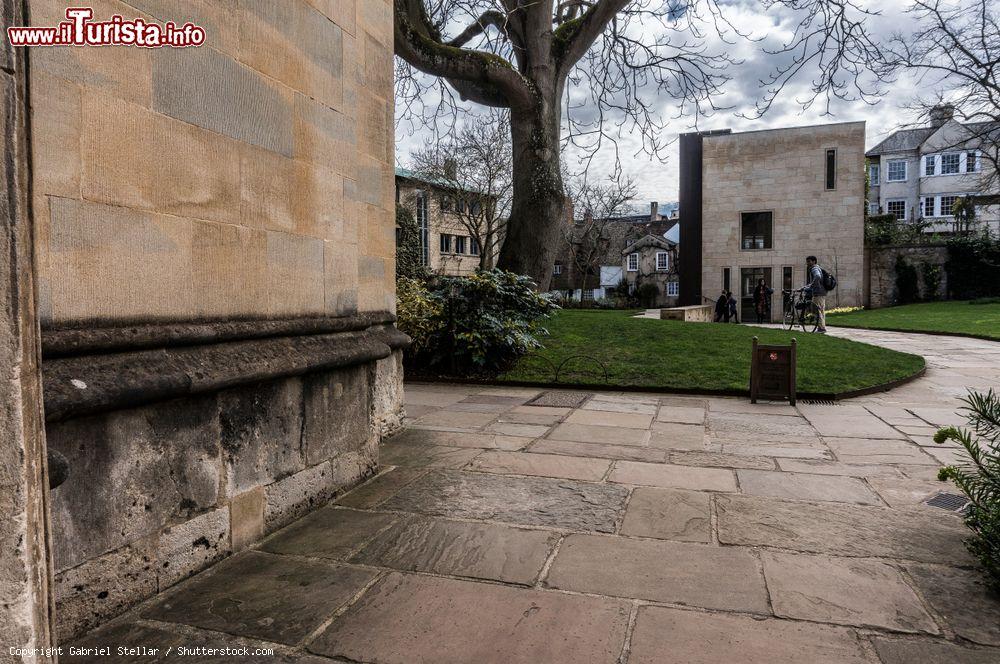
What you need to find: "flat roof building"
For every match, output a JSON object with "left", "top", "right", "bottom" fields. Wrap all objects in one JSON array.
[{"left": 678, "top": 122, "right": 866, "bottom": 321}]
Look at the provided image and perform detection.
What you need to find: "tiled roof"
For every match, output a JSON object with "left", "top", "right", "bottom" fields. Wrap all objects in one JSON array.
[
  {"left": 394, "top": 167, "right": 483, "bottom": 195},
  {"left": 866, "top": 121, "right": 1000, "bottom": 157}
]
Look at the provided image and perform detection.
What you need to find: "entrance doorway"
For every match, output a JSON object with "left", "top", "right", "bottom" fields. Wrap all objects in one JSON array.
[{"left": 741, "top": 267, "right": 772, "bottom": 322}]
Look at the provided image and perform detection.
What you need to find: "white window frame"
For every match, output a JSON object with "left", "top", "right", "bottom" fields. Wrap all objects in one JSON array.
[
  {"left": 886, "top": 199, "right": 907, "bottom": 221},
  {"left": 655, "top": 251, "right": 669, "bottom": 271},
  {"left": 887, "top": 160, "right": 907, "bottom": 182},
  {"left": 454, "top": 236, "right": 466, "bottom": 254},
  {"left": 966, "top": 150, "right": 982, "bottom": 173},
  {"left": 581, "top": 288, "right": 595, "bottom": 302},
  {"left": 921, "top": 196, "right": 937, "bottom": 218},
  {"left": 627, "top": 253, "right": 639, "bottom": 272},
  {"left": 923, "top": 154, "right": 937, "bottom": 177},
  {"left": 939, "top": 195, "right": 960, "bottom": 217},
  {"left": 940, "top": 152, "right": 961, "bottom": 175},
  {"left": 666, "top": 281, "right": 679, "bottom": 297},
  {"left": 553, "top": 263, "right": 563, "bottom": 276},
  {"left": 868, "top": 162, "right": 879, "bottom": 184},
  {"left": 868, "top": 201, "right": 880, "bottom": 215}
]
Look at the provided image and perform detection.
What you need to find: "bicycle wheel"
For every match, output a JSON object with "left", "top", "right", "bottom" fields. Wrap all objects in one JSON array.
[
  {"left": 783, "top": 303, "right": 797, "bottom": 331},
  {"left": 802, "top": 303, "right": 820, "bottom": 333}
]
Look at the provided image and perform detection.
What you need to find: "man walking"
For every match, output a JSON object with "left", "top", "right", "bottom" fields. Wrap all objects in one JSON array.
[{"left": 804, "top": 255, "right": 828, "bottom": 333}]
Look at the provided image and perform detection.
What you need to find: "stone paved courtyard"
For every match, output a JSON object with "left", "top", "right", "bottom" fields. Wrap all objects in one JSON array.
[{"left": 67, "top": 329, "right": 1000, "bottom": 663}]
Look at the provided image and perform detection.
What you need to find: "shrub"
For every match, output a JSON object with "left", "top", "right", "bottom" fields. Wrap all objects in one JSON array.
[
  {"left": 935, "top": 389, "right": 1000, "bottom": 593},
  {"left": 970, "top": 297, "right": 1000, "bottom": 305},
  {"left": 866, "top": 214, "right": 933, "bottom": 246},
  {"left": 395, "top": 277, "right": 442, "bottom": 359},
  {"left": 397, "top": 269, "right": 558, "bottom": 377},
  {"left": 395, "top": 206, "right": 428, "bottom": 281},
  {"left": 921, "top": 262, "right": 942, "bottom": 301},
  {"left": 946, "top": 233, "right": 1000, "bottom": 300},
  {"left": 636, "top": 282, "right": 660, "bottom": 308},
  {"left": 894, "top": 255, "right": 919, "bottom": 304}
]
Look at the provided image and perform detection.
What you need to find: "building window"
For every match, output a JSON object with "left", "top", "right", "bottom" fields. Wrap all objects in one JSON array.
[
  {"left": 415, "top": 191, "right": 429, "bottom": 265},
  {"left": 655, "top": 252, "right": 669, "bottom": 271},
  {"left": 868, "top": 201, "right": 880, "bottom": 215},
  {"left": 553, "top": 263, "right": 563, "bottom": 276},
  {"left": 627, "top": 253, "right": 639, "bottom": 272},
  {"left": 887, "top": 160, "right": 907, "bottom": 182},
  {"left": 921, "top": 196, "right": 936, "bottom": 218},
  {"left": 667, "top": 281, "right": 679, "bottom": 297},
  {"left": 469, "top": 201, "right": 482, "bottom": 216},
  {"left": 782, "top": 266, "right": 793, "bottom": 292},
  {"left": 470, "top": 238, "right": 480, "bottom": 256},
  {"left": 966, "top": 151, "right": 981, "bottom": 172},
  {"left": 439, "top": 233, "right": 451, "bottom": 253},
  {"left": 939, "top": 195, "right": 959, "bottom": 217},
  {"left": 825, "top": 149, "right": 837, "bottom": 190},
  {"left": 923, "top": 155, "right": 936, "bottom": 177},
  {"left": 741, "top": 211, "right": 773, "bottom": 250},
  {"left": 869, "top": 162, "right": 879, "bottom": 183},
  {"left": 886, "top": 199, "right": 907, "bottom": 221},
  {"left": 454, "top": 236, "right": 466, "bottom": 254},
  {"left": 581, "top": 289, "right": 595, "bottom": 301},
  {"left": 441, "top": 196, "right": 452, "bottom": 212},
  {"left": 941, "top": 153, "right": 960, "bottom": 175}
]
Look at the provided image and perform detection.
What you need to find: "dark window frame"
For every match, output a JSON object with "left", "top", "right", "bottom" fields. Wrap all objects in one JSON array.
[
  {"left": 825, "top": 148, "right": 837, "bottom": 190},
  {"left": 740, "top": 211, "right": 774, "bottom": 251}
]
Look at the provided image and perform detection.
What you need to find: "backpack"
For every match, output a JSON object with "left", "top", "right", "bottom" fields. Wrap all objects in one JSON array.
[{"left": 821, "top": 268, "right": 838, "bottom": 292}]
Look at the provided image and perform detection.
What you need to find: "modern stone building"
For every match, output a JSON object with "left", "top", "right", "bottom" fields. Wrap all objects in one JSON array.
[
  {"left": 395, "top": 167, "right": 498, "bottom": 276},
  {"left": 3, "top": 0, "right": 401, "bottom": 646},
  {"left": 679, "top": 122, "right": 866, "bottom": 320},
  {"left": 867, "top": 105, "right": 999, "bottom": 235}
]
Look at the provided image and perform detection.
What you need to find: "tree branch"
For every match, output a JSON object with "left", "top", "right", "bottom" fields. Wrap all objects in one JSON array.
[{"left": 555, "top": 0, "right": 631, "bottom": 76}]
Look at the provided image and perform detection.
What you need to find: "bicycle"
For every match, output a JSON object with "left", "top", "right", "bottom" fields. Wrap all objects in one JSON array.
[{"left": 782, "top": 289, "right": 820, "bottom": 333}]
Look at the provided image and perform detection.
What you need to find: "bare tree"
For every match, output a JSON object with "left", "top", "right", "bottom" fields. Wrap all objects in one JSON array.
[
  {"left": 563, "top": 175, "right": 637, "bottom": 296},
  {"left": 394, "top": 0, "right": 883, "bottom": 289},
  {"left": 410, "top": 110, "right": 513, "bottom": 270},
  {"left": 885, "top": 0, "right": 1000, "bottom": 192}
]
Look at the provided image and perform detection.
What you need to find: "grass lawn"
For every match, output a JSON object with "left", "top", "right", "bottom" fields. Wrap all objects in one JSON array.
[
  {"left": 499, "top": 310, "right": 925, "bottom": 395},
  {"left": 828, "top": 300, "right": 1000, "bottom": 342}
]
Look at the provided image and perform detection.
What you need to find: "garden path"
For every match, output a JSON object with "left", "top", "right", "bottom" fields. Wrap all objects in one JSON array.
[{"left": 67, "top": 328, "right": 1000, "bottom": 663}]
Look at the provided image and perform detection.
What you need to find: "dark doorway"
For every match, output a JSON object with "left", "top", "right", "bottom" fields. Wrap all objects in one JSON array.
[{"left": 741, "top": 267, "right": 772, "bottom": 322}]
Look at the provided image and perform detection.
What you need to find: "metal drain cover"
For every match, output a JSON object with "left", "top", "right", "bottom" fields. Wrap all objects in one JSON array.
[
  {"left": 526, "top": 391, "right": 592, "bottom": 408},
  {"left": 925, "top": 492, "right": 970, "bottom": 512},
  {"left": 803, "top": 400, "right": 838, "bottom": 406}
]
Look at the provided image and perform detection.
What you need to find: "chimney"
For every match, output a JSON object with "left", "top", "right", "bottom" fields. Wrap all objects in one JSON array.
[
  {"left": 929, "top": 104, "right": 955, "bottom": 128},
  {"left": 565, "top": 197, "right": 575, "bottom": 224},
  {"left": 650, "top": 201, "right": 659, "bottom": 221},
  {"left": 443, "top": 158, "right": 457, "bottom": 179}
]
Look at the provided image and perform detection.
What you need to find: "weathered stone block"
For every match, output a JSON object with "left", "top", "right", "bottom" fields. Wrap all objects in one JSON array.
[
  {"left": 190, "top": 219, "right": 268, "bottom": 319},
  {"left": 263, "top": 461, "right": 337, "bottom": 532},
  {"left": 372, "top": 351, "right": 405, "bottom": 436},
  {"left": 261, "top": 505, "right": 395, "bottom": 560},
  {"left": 229, "top": 487, "right": 265, "bottom": 552},
  {"left": 219, "top": 378, "right": 305, "bottom": 496},
  {"left": 47, "top": 396, "right": 221, "bottom": 571},
  {"left": 29, "top": 72, "right": 81, "bottom": 199},
  {"left": 152, "top": 45, "right": 294, "bottom": 156},
  {"left": 157, "top": 506, "right": 230, "bottom": 589},
  {"left": 266, "top": 231, "right": 325, "bottom": 316},
  {"left": 55, "top": 539, "right": 158, "bottom": 641},
  {"left": 302, "top": 365, "right": 371, "bottom": 465}
]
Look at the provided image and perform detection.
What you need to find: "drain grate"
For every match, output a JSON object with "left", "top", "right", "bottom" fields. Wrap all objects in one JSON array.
[
  {"left": 803, "top": 400, "right": 838, "bottom": 406},
  {"left": 526, "top": 390, "right": 592, "bottom": 408},
  {"left": 925, "top": 492, "right": 971, "bottom": 513}
]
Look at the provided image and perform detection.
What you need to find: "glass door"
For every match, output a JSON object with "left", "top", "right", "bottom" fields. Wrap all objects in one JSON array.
[{"left": 741, "top": 267, "right": 772, "bottom": 322}]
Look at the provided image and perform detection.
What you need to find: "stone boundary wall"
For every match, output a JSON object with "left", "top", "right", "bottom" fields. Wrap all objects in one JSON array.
[{"left": 865, "top": 244, "right": 949, "bottom": 309}]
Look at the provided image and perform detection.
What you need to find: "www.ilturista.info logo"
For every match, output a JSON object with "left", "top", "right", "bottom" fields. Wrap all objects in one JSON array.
[{"left": 7, "top": 7, "right": 205, "bottom": 48}]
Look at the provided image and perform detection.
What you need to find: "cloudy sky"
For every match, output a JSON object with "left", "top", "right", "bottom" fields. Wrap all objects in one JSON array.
[{"left": 395, "top": 0, "right": 934, "bottom": 204}]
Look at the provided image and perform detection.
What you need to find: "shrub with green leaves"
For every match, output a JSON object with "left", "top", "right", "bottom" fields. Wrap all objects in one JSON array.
[
  {"left": 935, "top": 389, "right": 1000, "bottom": 593},
  {"left": 396, "top": 269, "right": 558, "bottom": 377}
]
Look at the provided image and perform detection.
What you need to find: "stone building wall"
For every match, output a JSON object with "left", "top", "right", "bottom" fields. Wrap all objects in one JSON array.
[
  {"left": 700, "top": 122, "right": 866, "bottom": 320},
  {"left": 866, "top": 244, "right": 949, "bottom": 309},
  {"left": 26, "top": 0, "right": 400, "bottom": 640}
]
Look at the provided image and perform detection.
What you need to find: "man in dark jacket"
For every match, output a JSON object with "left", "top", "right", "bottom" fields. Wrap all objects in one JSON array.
[
  {"left": 714, "top": 290, "right": 728, "bottom": 322},
  {"left": 727, "top": 291, "right": 739, "bottom": 323}
]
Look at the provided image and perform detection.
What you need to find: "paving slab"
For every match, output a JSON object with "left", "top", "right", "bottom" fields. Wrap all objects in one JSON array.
[
  {"left": 868, "top": 477, "right": 950, "bottom": 508},
  {"left": 708, "top": 398, "right": 802, "bottom": 416},
  {"left": 799, "top": 404, "right": 904, "bottom": 439},
  {"left": 609, "top": 460, "right": 736, "bottom": 492},
  {"left": 381, "top": 470, "right": 629, "bottom": 533},
  {"left": 351, "top": 516, "right": 555, "bottom": 585},
  {"left": 379, "top": 441, "right": 484, "bottom": 468},
  {"left": 545, "top": 534, "right": 768, "bottom": 612},
  {"left": 825, "top": 437, "right": 938, "bottom": 465},
  {"left": 872, "top": 637, "right": 1000, "bottom": 664},
  {"left": 460, "top": 395, "right": 529, "bottom": 406},
  {"left": 628, "top": 606, "right": 870, "bottom": 664},
  {"left": 404, "top": 390, "right": 469, "bottom": 407},
  {"left": 716, "top": 494, "right": 971, "bottom": 563},
  {"left": 906, "top": 564, "right": 1000, "bottom": 646},
  {"left": 709, "top": 412, "right": 818, "bottom": 440},
  {"left": 388, "top": 428, "right": 531, "bottom": 450},
  {"left": 260, "top": 506, "right": 396, "bottom": 560},
  {"left": 335, "top": 467, "right": 428, "bottom": 509},
  {"left": 776, "top": 458, "right": 904, "bottom": 478},
  {"left": 66, "top": 621, "right": 327, "bottom": 663},
  {"left": 483, "top": 422, "right": 552, "bottom": 438},
  {"left": 467, "top": 451, "right": 611, "bottom": 482},
  {"left": 510, "top": 405, "right": 571, "bottom": 416},
  {"left": 580, "top": 399, "right": 658, "bottom": 415},
  {"left": 548, "top": 422, "right": 649, "bottom": 446},
  {"left": 143, "top": 551, "right": 376, "bottom": 645},
  {"left": 564, "top": 408, "right": 653, "bottom": 429},
  {"left": 655, "top": 405, "right": 705, "bottom": 424},
  {"left": 922, "top": 445, "right": 966, "bottom": 465},
  {"left": 648, "top": 423, "right": 707, "bottom": 450},
  {"left": 719, "top": 442, "right": 833, "bottom": 460},
  {"left": 762, "top": 551, "right": 938, "bottom": 633},
  {"left": 667, "top": 450, "right": 776, "bottom": 470},
  {"left": 528, "top": 438, "right": 667, "bottom": 463},
  {"left": 413, "top": 409, "right": 498, "bottom": 430},
  {"left": 620, "top": 488, "right": 711, "bottom": 542},
  {"left": 310, "top": 572, "right": 630, "bottom": 664},
  {"left": 449, "top": 401, "right": 515, "bottom": 413},
  {"left": 527, "top": 390, "right": 592, "bottom": 408},
  {"left": 736, "top": 469, "right": 882, "bottom": 505},
  {"left": 497, "top": 411, "right": 564, "bottom": 426}
]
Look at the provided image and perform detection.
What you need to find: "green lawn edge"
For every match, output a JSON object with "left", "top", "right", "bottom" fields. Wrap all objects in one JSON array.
[
  {"left": 828, "top": 301, "right": 1000, "bottom": 342},
  {"left": 496, "top": 310, "right": 927, "bottom": 397}
]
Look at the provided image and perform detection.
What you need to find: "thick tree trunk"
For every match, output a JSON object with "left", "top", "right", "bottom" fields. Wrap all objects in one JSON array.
[{"left": 497, "top": 104, "right": 565, "bottom": 291}]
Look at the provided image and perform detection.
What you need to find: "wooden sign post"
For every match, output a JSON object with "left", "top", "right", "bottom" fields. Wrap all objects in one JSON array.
[{"left": 750, "top": 337, "right": 797, "bottom": 405}]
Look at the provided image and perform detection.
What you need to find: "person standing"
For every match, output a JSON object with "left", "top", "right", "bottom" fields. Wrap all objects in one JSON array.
[
  {"left": 753, "top": 279, "right": 772, "bottom": 324},
  {"left": 727, "top": 291, "right": 739, "bottom": 323},
  {"left": 804, "top": 255, "right": 829, "bottom": 333},
  {"left": 715, "top": 290, "right": 728, "bottom": 323}
]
